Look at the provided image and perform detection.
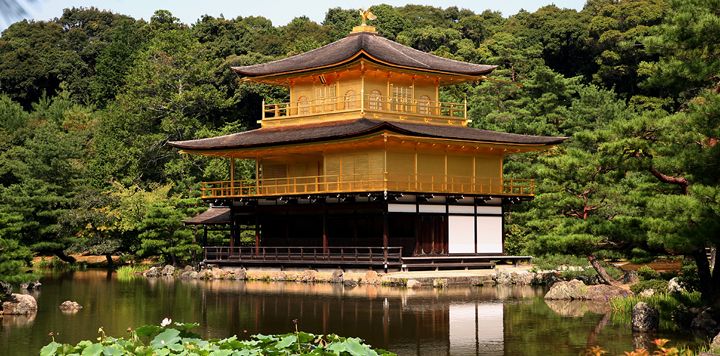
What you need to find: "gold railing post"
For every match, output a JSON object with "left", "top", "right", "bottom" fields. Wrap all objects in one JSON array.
[
  {"left": 261, "top": 99, "right": 265, "bottom": 120},
  {"left": 229, "top": 159, "right": 235, "bottom": 196},
  {"left": 360, "top": 89, "right": 365, "bottom": 113}
]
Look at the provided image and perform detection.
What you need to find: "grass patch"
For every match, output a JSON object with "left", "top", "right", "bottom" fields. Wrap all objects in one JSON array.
[
  {"left": 116, "top": 265, "right": 144, "bottom": 281},
  {"left": 610, "top": 291, "right": 702, "bottom": 331},
  {"left": 630, "top": 279, "right": 668, "bottom": 294}
]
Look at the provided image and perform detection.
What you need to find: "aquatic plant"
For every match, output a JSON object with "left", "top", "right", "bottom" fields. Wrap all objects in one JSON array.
[
  {"left": 40, "top": 320, "right": 396, "bottom": 355},
  {"left": 116, "top": 265, "right": 144, "bottom": 281}
]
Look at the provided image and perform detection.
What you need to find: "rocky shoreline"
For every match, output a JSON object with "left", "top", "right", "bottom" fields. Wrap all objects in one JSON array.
[{"left": 141, "top": 265, "right": 569, "bottom": 287}]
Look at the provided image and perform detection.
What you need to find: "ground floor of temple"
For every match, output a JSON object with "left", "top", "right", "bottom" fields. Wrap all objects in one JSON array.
[{"left": 188, "top": 193, "right": 531, "bottom": 270}]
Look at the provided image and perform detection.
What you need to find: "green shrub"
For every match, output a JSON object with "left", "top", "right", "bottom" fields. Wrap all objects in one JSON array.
[
  {"left": 677, "top": 259, "right": 700, "bottom": 292},
  {"left": 33, "top": 256, "right": 85, "bottom": 271},
  {"left": 636, "top": 265, "right": 661, "bottom": 280},
  {"left": 40, "top": 321, "right": 395, "bottom": 356},
  {"left": 630, "top": 279, "right": 668, "bottom": 294}
]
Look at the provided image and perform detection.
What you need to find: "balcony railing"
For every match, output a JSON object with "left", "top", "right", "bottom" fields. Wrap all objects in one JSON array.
[
  {"left": 204, "top": 246, "right": 403, "bottom": 267},
  {"left": 262, "top": 93, "right": 466, "bottom": 123},
  {"left": 200, "top": 173, "right": 534, "bottom": 199}
]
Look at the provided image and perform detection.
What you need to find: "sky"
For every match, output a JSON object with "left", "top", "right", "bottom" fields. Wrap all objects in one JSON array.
[{"left": 2, "top": 0, "right": 586, "bottom": 30}]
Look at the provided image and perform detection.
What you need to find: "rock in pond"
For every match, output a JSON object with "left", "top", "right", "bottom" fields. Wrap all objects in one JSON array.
[
  {"left": 143, "top": 267, "right": 160, "bottom": 278},
  {"left": 161, "top": 265, "right": 175, "bottom": 276},
  {"left": 406, "top": 279, "right": 422, "bottom": 289},
  {"left": 1, "top": 294, "right": 37, "bottom": 315},
  {"left": 19, "top": 281, "right": 41, "bottom": 291},
  {"left": 59, "top": 301, "right": 83, "bottom": 313},
  {"left": 544, "top": 280, "right": 587, "bottom": 300},
  {"left": 232, "top": 268, "right": 247, "bottom": 280},
  {"left": 432, "top": 278, "right": 448, "bottom": 288},
  {"left": 330, "top": 269, "right": 344, "bottom": 283},
  {"left": 362, "top": 270, "right": 381, "bottom": 285},
  {"left": 300, "top": 270, "right": 317, "bottom": 283},
  {"left": 544, "top": 279, "right": 632, "bottom": 301},
  {"left": 632, "top": 302, "right": 659, "bottom": 332}
]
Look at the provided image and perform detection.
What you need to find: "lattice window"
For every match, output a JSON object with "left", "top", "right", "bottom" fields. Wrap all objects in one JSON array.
[
  {"left": 344, "top": 90, "right": 356, "bottom": 109},
  {"left": 314, "top": 83, "right": 337, "bottom": 112},
  {"left": 297, "top": 96, "right": 309, "bottom": 115},
  {"left": 392, "top": 85, "right": 412, "bottom": 112},
  {"left": 418, "top": 95, "right": 431, "bottom": 115},
  {"left": 368, "top": 90, "right": 383, "bottom": 110}
]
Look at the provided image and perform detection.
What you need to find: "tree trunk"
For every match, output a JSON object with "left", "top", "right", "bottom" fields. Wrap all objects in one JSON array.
[
  {"left": 588, "top": 255, "right": 621, "bottom": 286},
  {"left": 692, "top": 248, "right": 717, "bottom": 304},
  {"left": 54, "top": 251, "right": 76, "bottom": 264},
  {"left": 105, "top": 254, "right": 114, "bottom": 269}
]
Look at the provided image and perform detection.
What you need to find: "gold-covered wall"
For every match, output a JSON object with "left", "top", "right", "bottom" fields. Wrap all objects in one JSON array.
[
  {"left": 257, "top": 145, "right": 503, "bottom": 195},
  {"left": 287, "top": 66, "right": 440, "bottom": 116}
]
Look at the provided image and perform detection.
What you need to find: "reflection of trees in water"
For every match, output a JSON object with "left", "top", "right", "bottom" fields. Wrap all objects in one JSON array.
[{"left": 0, "top": 0, "right": 38, "bottom": 28}]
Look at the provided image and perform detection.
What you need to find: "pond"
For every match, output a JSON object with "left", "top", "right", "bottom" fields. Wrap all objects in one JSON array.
[{"left": 0, "top": 270, "right": 704, "bottom": 355}]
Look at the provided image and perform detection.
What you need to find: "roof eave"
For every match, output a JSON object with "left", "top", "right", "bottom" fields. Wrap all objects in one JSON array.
[{"left": 231, "top": 51, "right": 497, "bottom": 80}]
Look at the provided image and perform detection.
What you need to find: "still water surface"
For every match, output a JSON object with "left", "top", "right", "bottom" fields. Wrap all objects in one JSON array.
[{"left": 0, "top": 270, "right": 702, "bottom": 355}]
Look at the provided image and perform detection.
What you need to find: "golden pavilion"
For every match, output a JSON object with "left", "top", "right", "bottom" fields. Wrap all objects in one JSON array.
[{"left": 170, "top": 18, "right": 565, "bottom": 270}]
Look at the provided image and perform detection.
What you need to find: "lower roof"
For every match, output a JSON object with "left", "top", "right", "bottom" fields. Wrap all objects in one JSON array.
[
  {"left": 184, "top": 207, "right": 231, "bottom": 225},
  {"left": 168, "top": 119, "right": 566, "bottom": 152}
]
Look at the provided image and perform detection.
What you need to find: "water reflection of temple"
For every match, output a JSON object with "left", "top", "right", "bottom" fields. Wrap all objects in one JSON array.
[{"left": 190, "top": 280, "right": 543, "bottom": 355}]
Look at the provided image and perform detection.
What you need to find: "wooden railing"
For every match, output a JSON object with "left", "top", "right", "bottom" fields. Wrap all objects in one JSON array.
[
  {"left": 200, "top": 174, "right": 534, "bottom": 199},
  {"left": 262, "top": 94, "right": 466, "bottom": 122},
  {"left": 203, "top": 246, "right": 403, "bottom": 266}
]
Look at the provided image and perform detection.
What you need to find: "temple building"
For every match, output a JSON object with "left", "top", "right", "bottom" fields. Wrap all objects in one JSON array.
[{"left": 169, "top": 17, "right": 565, "bottom": 270}]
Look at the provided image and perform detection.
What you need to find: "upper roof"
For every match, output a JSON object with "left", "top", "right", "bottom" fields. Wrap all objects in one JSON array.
[
  {"left": 168, "top": 118, "right": 566, "bottom": 152},
  {"left": 231, "top": 32, "right": 497, "bottom": 78}
]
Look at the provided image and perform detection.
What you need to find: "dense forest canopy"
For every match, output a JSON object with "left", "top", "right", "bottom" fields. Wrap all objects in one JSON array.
[{"left": 0, "top": 1, "right": 718, "bottom": 303}]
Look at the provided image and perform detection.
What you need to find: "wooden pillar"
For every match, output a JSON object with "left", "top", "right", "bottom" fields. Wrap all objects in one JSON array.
[
  {"left": 254, "top": 215, "right": 260, "bottom": 256},
  {"left": 230, "top": 208, "right": 239, "bottom": 248},
  {"left": 382, "top": 210, "right": 389, "bottom": 261},
  {"left": 230, "top": 158, "right": 235, "bottom": 196},
  {"left": 322, "top": 208, "right": 328, "bottom": 254},
  {"left": 255, "top": 157, "right": 260, "bottom": 194}
]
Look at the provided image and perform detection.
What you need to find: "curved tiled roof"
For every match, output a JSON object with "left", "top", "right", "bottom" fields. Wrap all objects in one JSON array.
[
  {"left": 168, "top": 119, "right": 566, "bottom": 151},
  {"left": 183, "top": 207, "right": 231, "bottom": 225},
  {"left": 232, "top": 32, "right": 497, "bottom": 77}
]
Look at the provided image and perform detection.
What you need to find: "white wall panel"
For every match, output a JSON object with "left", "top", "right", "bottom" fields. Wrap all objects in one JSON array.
[
  {"left": 419, "top": 204, "right": 446, "bottom": 213},
  {"left": 476, "top": 216, "right": 503, "bottom": 253},
  {"left": 476, "top": 206, "right": 502, "bottom": 215},
  {"left": 448, "top": 205, "right": 474, "bottom": 214},
  {"left": 449, "top": 216, "right": 475, "bottom": 253},
  {"left": 388, "top": 204, "right": 416, "bottom": 213}
]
